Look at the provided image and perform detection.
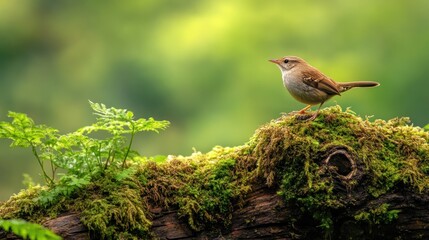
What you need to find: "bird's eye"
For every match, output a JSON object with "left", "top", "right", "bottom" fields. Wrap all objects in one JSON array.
[{"left": 283, "top": 59, "right": 289, "bottom": 64}]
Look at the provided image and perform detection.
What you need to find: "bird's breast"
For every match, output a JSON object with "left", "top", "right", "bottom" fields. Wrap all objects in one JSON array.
[{"left": 282, "top": 72, "right": 331, "bottom": 105}]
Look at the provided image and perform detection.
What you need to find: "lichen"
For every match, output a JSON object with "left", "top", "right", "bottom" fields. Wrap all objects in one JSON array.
[{"left": 1, "top": 106, "right": 428, "bottom": 238}]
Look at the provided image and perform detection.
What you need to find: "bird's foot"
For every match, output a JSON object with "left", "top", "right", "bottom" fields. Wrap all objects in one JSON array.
[
  {"left": 307, "top": 112, "right": 319, "bottom": 121},
  {"left": 280, "top": 111, "right": 297, "bottom": 116},
  {"left": 280, "top": 110, "right": 313, "bottom": 119},
  {"left": 280, "top": 105, "right": 319, "bottom": 121}
]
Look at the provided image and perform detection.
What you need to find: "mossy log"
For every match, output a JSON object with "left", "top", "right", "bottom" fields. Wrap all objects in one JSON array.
[{"left": 1, "top": 106, "right": 429, "bottom": 239}]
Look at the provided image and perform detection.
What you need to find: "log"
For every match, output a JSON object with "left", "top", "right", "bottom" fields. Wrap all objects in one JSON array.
[
  {"left": 37, "top": 174, "right": 429, "bottom": 239},
  {"left": 1, "top": 107, "right": 429, "bottom": 239},
  {"left": 43, "top": 214, "right": 89, "bottom": 240}
]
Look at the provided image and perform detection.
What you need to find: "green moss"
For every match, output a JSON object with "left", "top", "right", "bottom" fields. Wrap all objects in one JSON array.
[
  {"left": 0, "top": 186, "right": 44, "bottom": 222},
  {"left": 175, "top": 158, "right": 236, "bottom": 230},
  {"left": 252, "top": 106, "right": 429, "bottom": 231},
  {"left": 0, "top": 170, "right": 151, "bottom": 238},
  {"left": 1, "top": 106, "right": 428, "bottom": 238},
  {"left": 138, "top": 146, "right": 252, "bottom": 231},
  {"left": 354, "top": 203, "right": 400, "bottom": 224},
  {"left": 78, "top": 176, "right": 152, "bottom": 239}
]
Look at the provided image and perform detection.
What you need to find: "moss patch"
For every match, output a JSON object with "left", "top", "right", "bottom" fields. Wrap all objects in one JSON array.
[
  {"left": 0, "top": 146, "right": 253, "bottom": 238},
  {"left": 138, "top": 146, "right": 253, "bottom": 232},
  {"left": 1, "top": 106, "right": 429, "bottom": 238},
  {"left": 354, "top": 203, "right": 400, "bottom": 224},
  {"left": 253, "top": 106, "right": 429, "bottom": 230}
]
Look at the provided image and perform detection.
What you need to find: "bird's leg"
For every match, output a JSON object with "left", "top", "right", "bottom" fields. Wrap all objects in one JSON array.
[
  {"left": 283, "top": 105, "right": 312, "bottom": 116},
  {"left": 308, "top": 102, "right": 325, "bottom": 121},
  {"left": 298, "top": 105, "right": 312, "bottom": 114}
]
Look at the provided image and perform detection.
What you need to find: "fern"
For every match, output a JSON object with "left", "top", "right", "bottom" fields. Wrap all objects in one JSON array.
[
  {"left": 35, "top": 174, "right": 91, "bottom": 207},
  {"left": 114, "top": 167, "right": 138, "bottom": 181},
  {"left": 0, "top": 112, "right": 57, "bottom": 184},
  {"left": 84, "top": 101, "right": 169, "bottom": 168},
  {"left": 0, "top": 101, "right": 169, "bottom": 187},
  {"left": 0, "top": 219, "right": 61, "bottom": 240}
]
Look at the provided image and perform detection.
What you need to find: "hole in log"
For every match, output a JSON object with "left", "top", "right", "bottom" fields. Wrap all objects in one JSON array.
[
  {"left": 324, "top": 149, "right": 356, "bottom": 179},
  {"left": 329, "top": 153, "right": 352, "bottom": 175}
]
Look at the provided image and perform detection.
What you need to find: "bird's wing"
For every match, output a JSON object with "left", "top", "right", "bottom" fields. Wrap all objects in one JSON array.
[{"left": 302, "top": 69, "right": 341, "bottom": 95}]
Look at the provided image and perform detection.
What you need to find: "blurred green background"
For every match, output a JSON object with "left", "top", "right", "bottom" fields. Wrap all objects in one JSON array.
[{"left": 1, "top": 0, "right": 429, "bottom": 200}]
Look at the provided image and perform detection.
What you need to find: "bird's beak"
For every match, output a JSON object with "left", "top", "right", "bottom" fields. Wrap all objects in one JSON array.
[{"left": 269, "top": 59, "right": 281, "bottom": 64}]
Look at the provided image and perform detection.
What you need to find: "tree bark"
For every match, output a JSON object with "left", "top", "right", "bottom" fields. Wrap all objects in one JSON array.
[
  {"left": 35, "top": 150, "right": 429, "bottom": 240},
  {"left": 2, "top": 109, "right": 429, "bottom": 239}
]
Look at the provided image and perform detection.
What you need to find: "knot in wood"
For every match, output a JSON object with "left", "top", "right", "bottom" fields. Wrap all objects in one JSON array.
[{"left": 324, "top": 149, "right": 356, "bottom": 180}]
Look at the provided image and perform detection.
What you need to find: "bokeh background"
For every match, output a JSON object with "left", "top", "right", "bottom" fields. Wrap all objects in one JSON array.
[{"left": 1, "top": 0, "right": 429, "bottom": 200}]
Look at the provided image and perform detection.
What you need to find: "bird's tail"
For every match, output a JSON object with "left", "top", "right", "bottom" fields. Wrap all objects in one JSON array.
[{"left": 338, "top": 81, "right": 380, "bottom": 92}]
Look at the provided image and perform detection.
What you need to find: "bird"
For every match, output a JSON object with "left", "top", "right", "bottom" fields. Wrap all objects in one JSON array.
[{"left": 269, "top": 56, "right": 379, "bottom": 120}]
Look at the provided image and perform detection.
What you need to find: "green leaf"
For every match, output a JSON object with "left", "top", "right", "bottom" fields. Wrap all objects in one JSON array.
[
  {"left": 1, "top": 101, "right": 170, "bottom": 185},
  {"left": 152, "top": 155, "right": 167, "bottom": 163},
  {"left": 0, "top": 219, "right": 62, "bottom": 240},
  {"left": 114, "top": 167, "right": 137, "bottom": 181},
  {"left": 36, "top": 174, "right": 91, "bottom": 206},
  {"left": 0, "top": 112, "right": 58, "bottom": 148}
]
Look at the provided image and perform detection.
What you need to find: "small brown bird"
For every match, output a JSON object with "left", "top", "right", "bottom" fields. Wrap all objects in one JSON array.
[{"left": 269, "top": 56, "right": 379, "bottom": 120}]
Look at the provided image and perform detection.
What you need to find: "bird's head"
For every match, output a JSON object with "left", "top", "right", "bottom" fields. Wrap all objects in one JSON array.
[{"left": 269, "top": 56, "right": 306, "bottom": 72}]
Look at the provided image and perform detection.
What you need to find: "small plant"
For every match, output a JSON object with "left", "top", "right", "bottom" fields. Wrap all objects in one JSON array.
[
  {"left": 0, "top": 101, "right": 169, "bottom": 185},
  {"left": 0, "top": 112, "right": 57, "bottom": 184},
  {"left": 0, "top": 219, "right": 61, "bottom": 240},
  {"left": 354, "top": 203, "right": 400, "bottom": 224}
]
